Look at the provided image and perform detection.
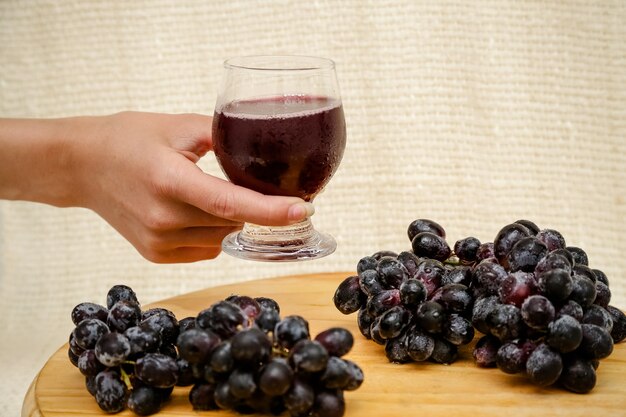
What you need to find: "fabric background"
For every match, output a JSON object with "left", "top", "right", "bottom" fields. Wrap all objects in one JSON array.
[{"left": 1, "top": 1, "right": 625, "bottom": 414}]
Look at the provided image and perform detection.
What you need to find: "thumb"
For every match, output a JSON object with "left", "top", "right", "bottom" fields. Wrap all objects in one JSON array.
[{"left": 178, "top": 166, "right": 315, "bottom": 226}]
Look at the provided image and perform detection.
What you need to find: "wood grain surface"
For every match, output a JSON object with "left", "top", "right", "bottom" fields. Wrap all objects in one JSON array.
[{"left": 23, "top": 272, "right": 626, "bottom": 417}]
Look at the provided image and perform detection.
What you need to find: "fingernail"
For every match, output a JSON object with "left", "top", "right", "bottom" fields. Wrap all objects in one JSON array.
[{"left": 288, "top": 202, "right": 315, "bottom": 221}]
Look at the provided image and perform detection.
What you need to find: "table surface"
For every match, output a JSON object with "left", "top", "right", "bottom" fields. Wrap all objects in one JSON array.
[{"left": 23, "top": 271, "right": 626, "bottom": 417}]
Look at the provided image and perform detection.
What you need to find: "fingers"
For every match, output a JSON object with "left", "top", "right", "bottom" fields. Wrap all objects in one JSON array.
[
  {"left": 163, "top": 113, "right": 214, "bottom": 159},
  {"left": 149, "top": 247, "right": 224, "bottom": 264},
  {"left": 177, "top": 167, "right": 315, "bottom": 226}
]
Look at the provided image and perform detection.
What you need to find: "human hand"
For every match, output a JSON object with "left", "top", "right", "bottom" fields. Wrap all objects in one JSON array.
[{"left": 68, "top": 112, "right": 314, "bottom": 263}]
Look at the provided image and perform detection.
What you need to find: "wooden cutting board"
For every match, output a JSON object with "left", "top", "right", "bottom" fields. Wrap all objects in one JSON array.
[{"left": 23, "top": 272, "right": 626, "bottom": 417}]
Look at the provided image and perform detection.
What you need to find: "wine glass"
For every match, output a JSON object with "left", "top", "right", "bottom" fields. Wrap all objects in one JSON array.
[{"left": 212, "top": 55, "right": 346, "bottom": 261}]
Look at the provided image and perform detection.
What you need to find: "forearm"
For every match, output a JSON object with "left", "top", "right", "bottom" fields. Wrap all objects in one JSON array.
[{"left": 0, "top": 117, "right": 92, "bottom": 207}]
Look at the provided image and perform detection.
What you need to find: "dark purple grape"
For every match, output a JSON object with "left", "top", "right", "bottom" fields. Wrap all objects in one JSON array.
[
  {"left": 592, "top": 269, "right": 609, "bottom": 286},
  {"left": 178, "top": 316, "right": 196, "bottom": 333},
  {"left": 344, "top": 359, "right": 365, "bottom": 391},
  {"left": 77, "top": 349, "right": 105, "bottom": 377},
  {"left": 175, "top": 358, "right": 196, "bottom": 386},
  {"left": 515, "top": 219, "right": 540, "bottom": 235},
  {"left": 188, "top": 382, "right": 218, "bottom": 410},
  {"left": 546, "top": 315, "right": 582, "bottom": 353},
  {"left": 230, "top": 327, "right": 272, "bottom": 365},
  {"left": 333, "top": 275, "right": 366, "bottom": 314},
  {"left": 521, "top": 295, "right": 555, "bottom": 331},
  {"left": 559, "top": 358, "right": 596, "bottom": 393},
  {"left": 85, "top": 375, "right": 97, "bottom": 396},
  {"left": 226, "top": 295, "right": 262, "bottom": 320},
  {"left": 357, "top": 308, "right": 374, "bottom": 339},
  {"left": 406, "top": 329, "right": 435, "bottom": 361},
  {"left": 319, "top": 356, "right": 351, "bottom": 389},
  {"left": 442, "top": 314, "right": 474, "bottom": 346},
  {"left": 254, "top": 308, "right": 281, "bottom": 333},
  {"left": 314, "top": 327, "right": 354, "bottom": 357},
  {"left": 414, "top": 258, "right": 446, "bottom": 295},
  {"left": 369, "top": 320, "right": 386, "bottom": 346},
  {"left": 378, "top": 306, "right": 411, "bottom": 339},
  {"left": 429, "top": 283, "right": 473, "bottom": 315},
  {"left": 71, "top": 302, "right": 108, "bottom": 326},
  {"left": 127, "top": 385, "right": 163, "bottom": 415},
  {"left": 557, "top": 300, "right": 584, "bottom": 321},
  {"left": 496, "top": 340, "right": 534, "bottom": 374},
  {"left": 94, "top": 369, "right": 127, "bottom": 413},
  {"left": 357, "top": 255, "right": 378, "bottom": 274},
  {"left": 430, "top": 338, "right": 458, "bottom": 364},
  {"left": 487, "top": 304, "right": 523, "bottom": 342},
  {"left": 196, "top": 301, "right": 245, "bottom": 339},
  {"left": 358, "top": 269, "right": 383, "bottom": 296},
  {"left": 310, "top": 389, "right": 345, "bottom": 417},
  {"left": 289, "top": 340, "right": 329, "bottom": 372},
  {"left": 569, "top": 275, "right": 597, "bottom": 308},
  {"left": 582, "top": 305, "right": 613, "bottom": 332},
  {"left": 213, "top": 381, "right": 237, "bottom": 410},
  {"left": 537, "top": 269, "right": 573, "bottom": 302},
  {"left": 454, "top": 237, "right": 481, "bottom": 264},
  {"left": 159, "top": 343, "right": 177, "bottom": 359},
  {"left": 397, "top": 251, "right": 420, "bottom": 277},
  {"left": 69, "top": 332, "right": 85, "bottom": 356},
  {"left": 472, "top": 260, "right": 507, "bottom": 297},
  {"left": 140, "top": 308, "right": 180, "bottom": 345},
  {"left": 525, "top": 343, "right": 563, "bottom": 386},
  {"left": 566, "top": 246, "right": 588, "bottom": 266},
  {"left": 535, "top": 251, "right": 572, "bottom": 276},
  {"left": 274, "top": 315, "right": 310, "bottom": 350},
  {"left": 68, "top": 346, "right": 80, "bottom": 367},
  {"left": 227, "top": 368, "right": 256, "bottom": 399},
  {"left": 372, "top": 250, "right": 398, "bottom": 260},
  {"left": 471, "top": 295, "right": 499, "bottom": 335},
  {"left": 494, "top": 223, "right": 531, "bottom": 266},
  {"left": 258, "top": 358, "right": 293, "bottom": 396},
  {"left": 498, "top": 271, "right": 537, "bottom": 307},
  {"left": 536, "top": 229, "right": 566, "bottom": 252},
  {"left": 476, "top": 242, "right": 495, "bottom": 262},
  {"left": 407, "top": 218, "right": 446, "bottom": 241},
  {"left": 94, "top": 332, "right": 130, "bottom": 367},
  {"left": 399, "top": 278, "right": 427, "bottom": 307},
  {"left": 254, "top": 296, "right": 280, "bottom": 314},
  {"left": 136, "top": 353, "right": 179, "bottom": 388},
  {"left": 177, "top": 328, "right": 220, "bottom": 365},
  {"left": 107, "top": 300, "right": 141, "bottom": 333},
  {"left": 124, "top": 325, "right": 160, "bottom": 356},
  {"left": 506, "top": 237, "right": 548, "bottom": 273},
  {"left": 416, "top": 301, "right": 445, "bottom": 334},
  {"left": 384, "top": 333, "right": 411, "bottom": 363},
  {"left": 411, "top": 232, "right": 451, "bottom": 262},
  {"left": 572, "top": 265, "right": 596, "bottom": 284},
  {"left": 106, "top": 284, "right": 138, "bottom": 310},
  {"left": 365, "top": 289, "right": 401, "bottom": 317},
  {"left": 284, "top": 377, "right": 315, "bottom": 416},
  {"left": 209, "top": 341, "right": 233, "bottom": 374},
  {"left": 579, "top": 324, "right": 613, "bottom": 360},
  {"left": 377, "top": 257, "right": 409, "bottom": 289},
  {"left": 442, "top": 266, "right": 472, "bottom": 287},
  {"left": 606, "top": 305, "right": 626, "bottom": 343},
  {"left": 593, "top": 281, "right": 611, "bottom": 308},
  {"left": 73, "top": 318, "right": 109, "bottom": 350},
  {"left": 472, "top": 334, "right": 501, "bottom": 367}
]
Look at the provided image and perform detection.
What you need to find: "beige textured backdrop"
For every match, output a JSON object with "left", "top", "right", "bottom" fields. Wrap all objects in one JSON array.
[{"left": 1, "top": 1, "right": 625, "bottom": 414}]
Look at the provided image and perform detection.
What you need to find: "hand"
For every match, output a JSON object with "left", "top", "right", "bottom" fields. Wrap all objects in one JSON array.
[{"left": 0, "top": 112, "right": 314, "bottom": 263}]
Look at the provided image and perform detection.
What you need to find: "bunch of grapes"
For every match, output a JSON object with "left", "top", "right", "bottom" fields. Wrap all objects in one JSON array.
[
  {"left": 69, "top": 287, "right": 364, "bottom": 416},
  {"left": 467, "top": 220, "right": 625, "bottom": 393},
  {"left": 333, "top": 219, "right": 476, "bottom": 365}
]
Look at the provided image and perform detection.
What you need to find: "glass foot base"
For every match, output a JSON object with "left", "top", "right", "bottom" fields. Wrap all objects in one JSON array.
[{"left": 221, "top": 221, "right": 336, "bottom": 262}]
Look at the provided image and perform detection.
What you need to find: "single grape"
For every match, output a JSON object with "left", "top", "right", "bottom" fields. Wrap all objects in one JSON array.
[
  {"left": 226, "top": 295, "right": 262, "bottom": 320},
  {"left": 357, "top": 255, "right": 378, "bottom": 274},
  {"left": 592, "top": 269, "right": 609, "bottom": 286},
  {"left": 258, "top": 357, "right": 293, "bottom": 396},
  {"left": 309, "top": 389, "right": 346, "bottom": 417},
  {"left": 414, "top": 258, "right": 446, "bottom": 295},
  {"left": 68, "top": 346, "right": 80, "bottom": 367},
  {"left": 71, "top": 302, "right": 108, "bottom": 326},
  {"left": 493, "top": 223, "right": 531, "bottom": 266},
  {"left": 416, "top": 301, "right": 445, "bottom": 334},
  {"left": 365, "top": 289, "right": 401, "bottom": 317},
  {"left": 546, "top": 315, "right": 582, "bottom": 353},
  {"left": 384, "top": 333, "right": 412, "bottom": 363},
  {"left": 213, "top": 381, "right": 237, "bottom": 410},
  {"left": 535, "top": 229, "right": 566, "bottom": 251},
  {"left": 411, "top": 232, "right": 451, "bottom": 262},
  {"left": 188, "top": 382, "right": 218, "bottom": 410},
  {"left": 357, "top": 308, "right": 374, "bottom": 339},
  {"left": 319, "top": 356, "right": 352, "bottom": 389},
  {"left": 606, "top": 305, "right": 626, "bottom": 343},
  {"left": 230, "top": 327, "right": 272, "bottom": 365},
  {"left": 196, "top": 301, "right": 245, "bottom": 339},
  {"left": 94, "top": 331, "right": 131, "bottom": 367},
  {"left": 525, "top": 343, "right": 563, "bottom": 386},
  {"left": 73, "top": 318, "right": 109, "bottom": 350},
  {"left": 430, "top": 338, "right": 458, "bottom": 364},
  {"left": 378, "top": 306, "right": 411, "bottom": 339},
  {"left": 569, "top": 275, "right": 597, "bottom": 308},
  {"left": 209, "top": 342, "right": 234, "bottom": 374},
  {"left": 521, "top": 295, "right": 555, "bottom": 331},
  {"left": 537, "top": 269, "right": 572, "bottom": 302},
  {"left": 274, "top": 315, "right": 310, "bottom": 350},
  {"left": 429, "top": 283, "right": 473, "bottom": 315},
  {"left": 406, "top": 328, "right": 435, "bottom": 361},
  {"left": 136, "top": 353, "right": 179, "bottom": 388},
  {"left": 582, "top": 305, "right": 613, "bottom": 332},
  {"left": 566, "top": 246, "right": 588, "bottom": 266},
  {"left": 559, "top": 358, "right": 596, "bottom": 394},
  {"left": 177, "top": 328, "right": 221, "bottom": 365},
  {"left": 572, "top": 264, "right": 597, "bottom": 283},
  {"left": 453, "top": 236, "right": 482, "bottom": 264},
  {"left": 557, "top": 300, "right": 584, "bottom": 321},
  {"left": 593, "top": 281, "right": 611, "bottom": 308},
  {"left": 399, "top": 278, "right": 427, "bottom": 307},
  {"left": 407, "top": 218, "right": 446, "bottom": 241},
  {"left": 85, "top": 375, "right": 97, "bottom": 397},
  {"left": 471, "top": 295, "right": 499, "bottom": 335},
  {"left": 377, "top": 257, "right": 409, "bottom": 289},
  {"left": 254, "top": 296, "right": 280, "bottom": 314},
  {"left": 178, "top": 316, "right": 196, "bottom": 333},
  {"left": 315, "top": 327, "right": 354, "bottom": 357},
  {"left": 284, "top": 377, "right": 315, "bottom": 416},
  {"left": 94, "top": 369, "right": 127, "bottom": 413},
  {"left": 535, "top": 251, "right": 572, "bottom": 276},
  {"left": 372, "top": 250, "right": 399, "bottom": 260},
  {"left": 442, "top": 314, "right": 474, "bottom": 346},
  {"left": 124, "top": 325, "right": 160, "bottom": 357},
  {"left": 397, "top": 251, "right": 421, "bottom": 277},
  {"left": 498, "top": 271, "right": 537, "bottom": 307},
  {"left": 472, "top": 260, "right": 507, "bottom": 298},
  {"left": 476, "top": 242, "right": 495, "bottom": 262},
  {"left": 579, "top": 324, "right": 613, "bottom": 360},
  {"left": 442, "top": 266, "right": 472, "bottom": 287},
  {"left": 472, "top": 334, "right": 501, "bottom": 367},
  {"left": 140, "top": 308, "right": 180, "bottom": 345},
  {"left": 506, "top": 237, "right": 548, "bottom": 273},
  {"left": 358, "top": 269, "right": 383, "bottom": 296},
  {"left": 289, "top": 340, "right": 329, "bottom": 372},
  {"left": 496, "top": 340, "right": 533, "bottom": 374},
  {"left": 333, "top": 275, "right": 366, "bottom": 314},
  {"left": 344, "top": 359, "right": 365, "bottom": 391},
  {"left": 69, "top": 332, "right": 85, "bottom": 356},
  {"left": 487, "top": 304, "right": 523, "bottom": 342},
  {"left": 106, "top": 284, "right": 138, "bottom": 309},
  {"left": 255, "top": 308, "right": 281, "bottom": 334},
  {"left": 227, "top": 368, "right": 256, "bottom": 399},
  {"left": 515, "top": 219, "right": 540, "bottom": 235},
  {"left": 369, "top": 319, "right": 386, "bottom": 346},
  {"left": 127, "top": 385, "right": 163, "bottom": 416},
  {"left": 77, "top": 349, "right": 105, "bottom": 377},
  {"left": 175, "top": 358, "right": 196, "bottom": 386}
]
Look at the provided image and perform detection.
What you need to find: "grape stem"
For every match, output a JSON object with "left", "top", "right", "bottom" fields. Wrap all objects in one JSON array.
[{"left": 120, "top": 367, "right": 133, "bottom": 391}]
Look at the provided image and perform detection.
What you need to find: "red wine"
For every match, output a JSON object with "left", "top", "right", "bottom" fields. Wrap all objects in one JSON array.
[{"left": 212, "top": 95, "right": 346, "bottom": 201}]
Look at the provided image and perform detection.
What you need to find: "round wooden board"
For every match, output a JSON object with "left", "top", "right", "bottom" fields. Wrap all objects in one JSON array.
[{"left": 23, "top": 272, "right": 626, "bottom": 417}]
